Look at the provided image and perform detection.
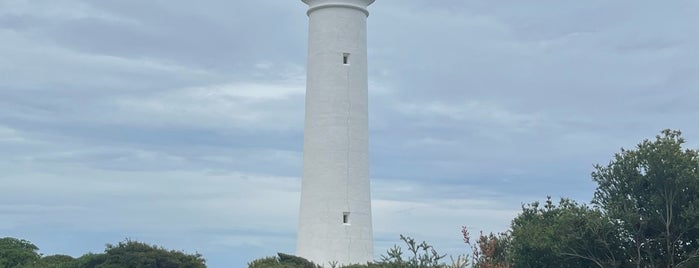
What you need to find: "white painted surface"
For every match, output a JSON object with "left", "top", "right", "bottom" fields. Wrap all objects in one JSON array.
[{"left": 297, "top": 0, "right": 375, "bottom": 266}]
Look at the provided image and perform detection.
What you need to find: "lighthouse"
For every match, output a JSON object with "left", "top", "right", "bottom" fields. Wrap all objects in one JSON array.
[{"left": 296, "top": 0, "right": 375, "bottom": 266}]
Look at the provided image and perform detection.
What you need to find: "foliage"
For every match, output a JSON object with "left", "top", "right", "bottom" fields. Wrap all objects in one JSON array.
[
  {"left": 20, "top": 254, "right": 75, "bottom": 268},
  {"left": 7, "top": 129, "right": 699, "bottom": 268},
  {"left": 592, "top": 129, "right": 699, "bottom": 267},
  {"left": 0, "top": 237, "right": 40, "bottom": 268},
  {"left": 247, "top": 129, "right": 699, "bottom": 268},
  {"left": 247, "top": 253, "right": 328, "bottom": 268},
  {"left": 377, "top": 234, "right": 447, "bottom": 267},
  {"left": 92, "top": 239, "right": 205, "bottom": 268},
  {"left": 248, "top": 256, "right": 290, "bottom": 268},
  {"left": 276, "top": 253, "right": 322, "bottom": 268},
  {"left": 245, "top": 253, "right": 327, "bottom": 268},
  {"left": 248, "top": 235, "right": 457, "bottom": 268},
  {"left": 508, "top": 197, "right": 624, "bottom": 268},
  {"left": 0, "top": 237, "right": 205, "bottom": 268},
  {"left": 501, "top": 129, "right": 699, "bottom": 267},
  {"left": 72, "top": 253, "right": 108, "bottom": 268},
  {"left": 461, "top": 227, "right": 509, "bottom": 268}
]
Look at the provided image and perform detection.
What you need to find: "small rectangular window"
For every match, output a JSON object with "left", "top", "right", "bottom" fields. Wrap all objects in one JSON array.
[
  {"left": 343, "top": 53, "right": 350, "bottom": 65},
  {"left": 342, "top": 212, "right": 350, "bottom": 224}
]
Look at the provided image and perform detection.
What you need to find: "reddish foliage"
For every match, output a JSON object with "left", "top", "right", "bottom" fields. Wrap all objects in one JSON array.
[{"left": 462, "top": 226, "right": 510, "bottom": 268}]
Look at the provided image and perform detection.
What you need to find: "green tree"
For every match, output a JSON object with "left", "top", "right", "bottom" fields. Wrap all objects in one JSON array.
[
  {"left": 95, "top": 239, "right": 206, "bottom": 268},
  {"left": 0, "top": 237, "right": 207, "bottom": 268},
  {"left": 508, "top": 197, "right": 624, "bottom": 268},
  {"left": 0, "top": 237, "right": 41, "bottom": 268},
  {"left": 20, "top": 254, "right": 75, "bottom": 268},
  {"left": 592, "top": 129, "right": 699, "bottom": 267},
  {"left": 72, "top": 253, "right": 107, "bottom": 268},
  {"left": 248, "top": 253, "right": 321, "bottom": 268}
]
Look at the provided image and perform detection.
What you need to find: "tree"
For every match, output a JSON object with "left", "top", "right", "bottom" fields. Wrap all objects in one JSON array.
[
  {"left": 20, "top": 254, "right": 75, "bottom": 268},
  {"left": 0, "top": 237, "right": 207, "bottom": 268},
  {"left": 0, "top": 237, "right": 40, "bottom": 268},
  {"left": 508, "top": 197, "right": 624, "bottom": 268},
  {"left": 95, "top": 239, "right": 206, "bottom": 268},
  {"left": 592, "top": 129, "right": 699, "bottom": 267},
  {"left": 248, "top": 253, "right": 321, "bottom": 268},
  {"left": 72, "top": 253, "right": 107, "bottom": 268},
  {"left": 461, "top": 226, "right": 510, "bottom": 268}
]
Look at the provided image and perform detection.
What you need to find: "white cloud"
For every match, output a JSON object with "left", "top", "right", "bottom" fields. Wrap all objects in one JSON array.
[
  {"left": 394, "top": 100, "right": 541, "bottom": 135},
  {"left": 0, "top": 125, "right": 26, "bottom": 144},
  {"left": 370, "top": 178, "right": 519, "bottom": 259},
  {"left": 0, "top": 167, "right": 300, "bottom": 231},
  {"left": 114, "top": 82, "right": 305, "bottom": 130},
  {"left": 0, "top": 0, "right": 134, "bottom": 24},
  {"left": 0, "top": 29, "right": 219, "bottom": 93}
]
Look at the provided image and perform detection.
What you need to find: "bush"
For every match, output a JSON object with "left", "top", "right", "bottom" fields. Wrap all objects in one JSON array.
[
  {"left": 248, "top": 235, "right": 458, "bottom": 268},
  {"left": 247, "top": 253, "right": 320, "bottom": 268}
]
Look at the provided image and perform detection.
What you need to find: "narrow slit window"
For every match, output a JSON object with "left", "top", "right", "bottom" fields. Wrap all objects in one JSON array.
[
  {"left": 343, "top": 53, "right": 350, "bottom": 65},
  {"left": 342, "top": 212, "right": 350, "bottom": 224}
]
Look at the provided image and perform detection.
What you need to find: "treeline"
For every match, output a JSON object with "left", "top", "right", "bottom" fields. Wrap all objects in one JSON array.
[
  {"left": 250, "top": 130, "right": 699, "bottom": 268},
  {"left": 0, "top": 238, "right": 205, "bottom": 268},
  {"left": 497, "top": 130, "right": 699, "bottom": 268},
  {"left": 3, "top": 130, "right": 697, "bottom": 268}
]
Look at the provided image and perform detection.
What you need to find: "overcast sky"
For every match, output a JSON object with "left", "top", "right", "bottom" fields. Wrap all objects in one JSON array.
[{"left": 1, "top": 0, "right": 698, "bottom": 267}]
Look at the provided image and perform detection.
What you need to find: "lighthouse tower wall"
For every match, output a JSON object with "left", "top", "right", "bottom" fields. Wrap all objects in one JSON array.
[{"left": 297, "top": 0, "right": 374, "bottom": 266}]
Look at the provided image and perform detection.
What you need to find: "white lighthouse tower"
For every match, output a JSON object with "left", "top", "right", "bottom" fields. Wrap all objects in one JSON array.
[{"left": 297, "top": 0, "right": 375, "bottom": 266}]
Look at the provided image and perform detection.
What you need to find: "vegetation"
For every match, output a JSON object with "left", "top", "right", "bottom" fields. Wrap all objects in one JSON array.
[
  {"left": 0, "top": 238, "right": 40, "bottom": 268},
  {"left": 248, "top": 129, "right": 699, "bottom": 267},
  {"left": 0, "top": 238, "right": 205, "bottom": 268},
  {"left": 377, "top": 234, "right": 447, "bottom": 267},
  {"left": 247, "top": 235, "right": 464, "bottom": 268},
  {"left": 507, "top": 197, "right": 623, "bottom": 267},
  {"left": 248, "top": 253, "right": 322, "bottom": 268},
  {"left": 462, "top": 227, "right": 509, "bottom": 268},
  {"left": 591, "top": 129, "right": 699, "bottom": 267},
  {"left": 4, "top": 130, "right": 698, "bottom": 267},
  {"left": 503, "top": 130, "right": 699, "bottom": 268}
]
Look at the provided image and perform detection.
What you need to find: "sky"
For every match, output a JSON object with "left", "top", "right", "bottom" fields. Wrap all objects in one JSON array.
[{"left": 1, "top": 0, "right": 698, "bottom": 267}]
